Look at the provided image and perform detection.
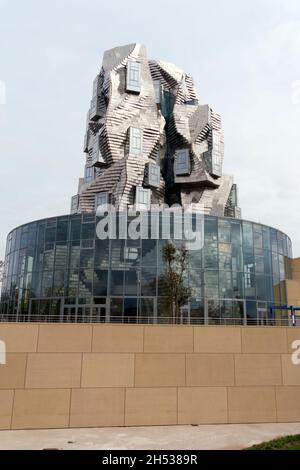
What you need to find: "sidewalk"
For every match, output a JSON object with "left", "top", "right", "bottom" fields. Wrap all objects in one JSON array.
[{"left": 1, "top": 423, "right": 300, "bottom": 450}]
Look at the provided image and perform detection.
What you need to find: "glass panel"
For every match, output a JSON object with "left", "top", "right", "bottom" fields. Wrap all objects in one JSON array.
[
  {"left": 95, "top": 239, "right": 109, "bottom": 268},
  {"left": 255, "top": 253, "right": 264, "bottom": 273},
  {"left": 263, "top": 250, "right": 272, "bottom": 274},
  {"left": 219, "top": 243, "right": 231, "bottom": 270},
  {"left": 125, "top": 239, "right": 140, "bottom": 267},
  {"left": 69, "top": 242, "right": 80, "bottom": 268},
  {"left": 110, "top": 298, "right": 123, "bottom": 322},
  {"left": 141, "top": 267, "right": 157, "bottom": 296},
  {"left": 205, "top": 271, "right": 219, "bottom": 298},
  {"left": 270, "top": 229, "right": 278, "bottom": 252},
  {"left": 81, "top": 223, "right": 95, "bottom": 239},
  {"left": 246, "top": 300, "right": 257, "bottom": 324},
  {"left": 124, "top": 298, "right": 137, "bottom": 323},
  {"left": 55, "top": 241, "right": 68, "bottom": 267},
  {"left": 56, "top": 219, "right": 69, "bottom": 241},
  {"left": 253, "top": 227, "right": 263, "bottom": 249},
  {"left": 219, "top": 271, "right": 232, "bottom": 298},
  {"left": 204, "top": 218, "right": 218, "bottom": 269},
  {"left": 124, "top": 270, "right": 139, "bottom": 296},
  {"left": 110, "top": 270, "right": 124, "bottom": 295},
  {"left": 140, "top": 298, "right": 154, "bottom": 321},
  {"left": 242, "top": 222, "right": 253, "bottom": 250},
  {"left": 45, "top": 227, "right": 56, "bottom": 243},
  {"left": 262, "top": 228, "right": 271, "bottom": 251},
  {"left": 70, "top": 217, "right": 81, "bottom": 240},
  {"left": 93, "top": 269, "right": 108, "bottom": 296},
  {"left": 111, "top": 240, "right": 126, "bottom": 267},
  {"left": 231, "top": 221, "right": 242, "bottom": 246},
  {"left": 232, "top": 244, "right": 243, "bottom": 271},
  {"left": 232, "top": 300, "right": 244, "bottom": 322},
  {"left": 256, "top": 275, "right": 267, "bottom": 300},
  {"left": 41, "top": 271, "right": 53, "bottom": 297},
  {"left": 188, "top": 269, "right": 203, "bottom": 298},
  {"left": 78, "top": 269, "right": 93, "bottom": 298},
  {"left": 218, "top": 219, "right": 231, "bottom": 243},
  {"left": 232, "top": 271, "right": 244, "bottom": 299},
  {"left": 244, "top": 272, "right": 256, "bottom": 299},
  {"left": 190, "top": 299, "right": 204, "bottom": 324},
  {"left": 208, "top": 299, "right": 220, "bottom": 324},
  {"left": 53, "top": 270, "right": 65, "bottom": 296},
  {"left": 141, "top": 239, "right": 157, "bottom": 266},
  {"left": 80, "top": 248, "right": 94, "bottom": 268},
  {"left": 220, "top": 299, "right": 232, "bottom": 321},
  {"left": 43, "top": 242, "right": 55, "bottom": 270}
]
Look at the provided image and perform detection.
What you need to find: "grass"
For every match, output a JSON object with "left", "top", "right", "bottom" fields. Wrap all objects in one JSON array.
[{"left": 246, "top": 434, "right": 300, "bottom": 450}]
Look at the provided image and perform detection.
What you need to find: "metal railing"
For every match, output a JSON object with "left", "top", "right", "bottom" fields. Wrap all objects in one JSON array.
[{"left": 0, "top": 315, "right": 297, "bottom": 327}]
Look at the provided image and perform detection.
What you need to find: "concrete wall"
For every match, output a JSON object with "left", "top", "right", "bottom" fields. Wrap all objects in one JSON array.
[
  {"left": 287, "top": 258, "right": 300, "bottom": 305},
  {"left": 0, "top": 323, "right": 300, "bottom": 430}
]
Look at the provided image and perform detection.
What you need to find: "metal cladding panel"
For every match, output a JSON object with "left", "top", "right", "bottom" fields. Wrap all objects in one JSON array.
[{"left": 76, "top": 43, "right": 240, "bottom": 218}]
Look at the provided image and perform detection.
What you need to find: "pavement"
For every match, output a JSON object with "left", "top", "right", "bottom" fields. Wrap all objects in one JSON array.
[{"left": 1, "top": 423, "right": 300, "bottom": 450}]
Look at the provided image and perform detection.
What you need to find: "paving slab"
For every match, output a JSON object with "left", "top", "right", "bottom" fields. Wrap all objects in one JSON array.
[{"left": 1, "top": 423, "right": 300, "bottom": 450}]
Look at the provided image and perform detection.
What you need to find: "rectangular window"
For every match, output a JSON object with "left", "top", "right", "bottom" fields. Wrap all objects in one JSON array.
[
  {"left": 145, "top": 162, "right": 160, "bottom": 187},
  {"left": 211, "top": 131, "right": 223, "bottom": 176},
  {"left": 136, "top": 186, "right": 151, "bottom": 211},
  {"left": 126, "top": 61, "right": 141, "bottom": 93},
  {"left": 174, "top": 148, "right": 190, "bottom": 175},
  {"left": 84, "top": 110, "right": 91, "bottom": 153},
  {"left": 129, "top": 127, "right": 143, "bottom": 156},
  {"left": 70, "top": 195, "right": 79, "bottom": 214},
  {"left": 84, "top": 165, "right": 95, "bottom": 183},
  {"left": 95, "top": 192, "right": 108, "bottom": 210}
]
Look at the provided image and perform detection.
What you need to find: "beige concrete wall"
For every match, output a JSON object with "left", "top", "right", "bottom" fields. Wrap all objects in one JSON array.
[
  {"left": 0, "top": 323, "right": 300, "bottom": 429},
  {"left": 288, "top": 258, "right": 300, "bottom": 305}
]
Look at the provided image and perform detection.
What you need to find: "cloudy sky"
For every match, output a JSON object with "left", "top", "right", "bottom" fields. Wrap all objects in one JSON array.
[{"left": 0, "top": 0, "right": 299, "bottom": 257}]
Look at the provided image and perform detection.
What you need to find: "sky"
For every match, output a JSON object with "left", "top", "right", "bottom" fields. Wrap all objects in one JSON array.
[{"left": 0, "top": 0, "right": 300, "bottom": 258}]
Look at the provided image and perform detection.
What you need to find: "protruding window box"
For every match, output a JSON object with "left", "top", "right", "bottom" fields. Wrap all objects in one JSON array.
[
  {"left": 129, "top": 127, "right": 143, "bottom": 156},
  {"left": 83, "top": 130, "right": 90, "bottom": 153},
  {"left": 144, "top": 162, "right": 160, "bottom": 188},
  {"left": 174, "top": 148, "right": 190, "bottom": 176},
  {"left": 126, "top": 61, "right": 141, "bottom": 93},
  {"left": 90, "top": 134, "right": 107, "bottom": 167},
  {"left": 90, "top": 96, "right": 102, "bottom": 121},
  {"left": 135, "top": 186, "right": 151, "bottom": 211},
  {"left": 209, "top": 130, "right": 223, "bottom": 177},
  {"left": 90, "top": 75, "right": 102, "bottom": 121},
  {"left": 70, "top": 195, "right": 79, "bottom": 214},
  {"left": 83, "top": 111, "right": 91, "bottom": 153},
  {"left": 95, "top": 192, "right": 109, "bottom": 211},
  {"left": 84, "top": 165, "right": 95, "bottom": 183}
]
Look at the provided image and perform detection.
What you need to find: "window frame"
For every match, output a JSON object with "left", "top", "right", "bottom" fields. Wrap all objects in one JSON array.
[
  {"left": 126, "top": 61, "right": 141, "bottom": 93},
  {"left": 136, "top": 186, "right": 151, "bottom": 211},
  {"left": 174, "top": 148, "right": 190, "bottom": 175},
  {"left": 70, "top": 195, "right": 79, "bottom": 214},
  {"left": 95, "top": 192, "right": 109, "bottom": 210},
  {"left": 146, "top": 162, "right": 160, "bottom": 187},
  {"left": 129, "top": 127, "right": 143, "bottom": 156}
]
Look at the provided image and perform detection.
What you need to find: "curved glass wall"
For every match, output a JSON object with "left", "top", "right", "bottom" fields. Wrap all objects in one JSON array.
[{"left": 0, "top": 213, "right": 293, "bottom": 324}]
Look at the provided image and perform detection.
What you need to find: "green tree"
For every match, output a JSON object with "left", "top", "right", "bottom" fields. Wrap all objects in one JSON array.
[{"left": 160, "top": 241, "right": 191, "bottom": 324}]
